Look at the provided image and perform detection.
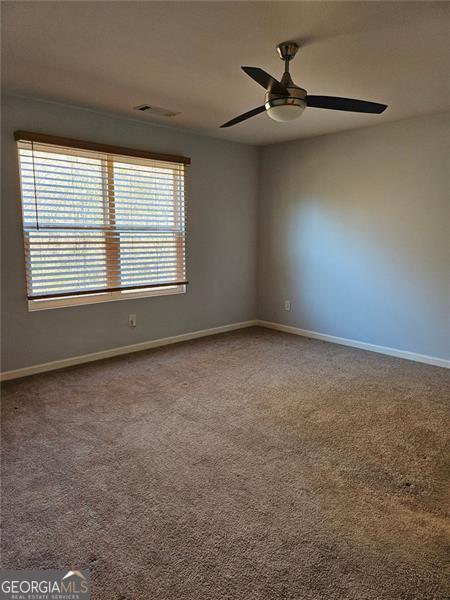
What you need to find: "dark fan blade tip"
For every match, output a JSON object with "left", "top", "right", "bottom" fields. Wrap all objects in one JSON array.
[
  {"left": 306, "top": 95, "right": 387, "bottom": 114},
  {"left": 241, "top": 66, "right": 288, "bottom": 96},
  {"left": 220, "top": 105, "right": 266, "bottom": 128}
]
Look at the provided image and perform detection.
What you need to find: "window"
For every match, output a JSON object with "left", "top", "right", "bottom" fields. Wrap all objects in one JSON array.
[{"left": 15, "top": 132, "right": 189, "bottom": 310}]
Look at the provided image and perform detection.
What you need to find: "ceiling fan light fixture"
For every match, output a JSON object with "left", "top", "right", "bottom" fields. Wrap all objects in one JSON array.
[
  {"left": 265, "top": 92, "right": 306, "bottom": 122},
  {"left": 266, "top": 101, "right": 306, "bottom": 122}
]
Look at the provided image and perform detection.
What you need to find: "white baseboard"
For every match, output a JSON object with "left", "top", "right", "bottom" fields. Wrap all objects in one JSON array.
[
  {"left": 2, "top": 318, "right": 447, "bottom": 380},
  {"left": 257, "top": 320, "right": 449, "bottom": 369},
  {"left": 0, "top": 320, "right": 258, "bottom": 381}
]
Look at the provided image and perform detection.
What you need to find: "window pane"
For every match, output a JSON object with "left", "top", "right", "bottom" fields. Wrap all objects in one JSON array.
[
  {"left": 19, "top": 148, "right": 107, "bottom": 228},
  {"left": 26, "top": 230, "right": 108, "bottom": 297},
  {"left": 113, "top": 160, "right": 180, "bottom": 229},
  {"left": 119, "top": 231, "right": 184, "bottom": 288}
]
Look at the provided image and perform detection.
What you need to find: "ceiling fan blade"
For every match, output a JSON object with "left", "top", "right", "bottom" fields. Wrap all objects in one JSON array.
[
  {"left": 241, "top": 66, "right": 288, "bottom": 95},
  {"left": 220, "top": 105, "right": 266, "bottom": 128},
  {"left": 306, "top": 95, "right": 387, "bottom": 114}
]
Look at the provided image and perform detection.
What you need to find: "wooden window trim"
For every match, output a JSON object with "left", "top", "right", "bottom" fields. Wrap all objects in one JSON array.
[{"left": 14, "top": 131, "right": 191, "bottom": 165}]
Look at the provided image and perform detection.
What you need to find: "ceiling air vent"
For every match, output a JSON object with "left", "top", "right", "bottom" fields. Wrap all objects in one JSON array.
[{"left": 134, "top": 104, "right": 180, "bottom": 118}]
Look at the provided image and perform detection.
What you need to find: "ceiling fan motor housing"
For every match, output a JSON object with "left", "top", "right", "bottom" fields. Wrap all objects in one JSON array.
[{"left": 264, "top": 76, "right": 307, "bottom": 116}]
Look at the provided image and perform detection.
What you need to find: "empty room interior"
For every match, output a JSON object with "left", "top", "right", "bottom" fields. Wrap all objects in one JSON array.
[{"left": 1, "top": 2, "right": 449, "bottom": 599}]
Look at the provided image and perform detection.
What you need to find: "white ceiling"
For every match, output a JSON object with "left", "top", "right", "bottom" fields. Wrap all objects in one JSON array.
[{"left": 2, "top": 1, "right": 449, "bottom": 146}]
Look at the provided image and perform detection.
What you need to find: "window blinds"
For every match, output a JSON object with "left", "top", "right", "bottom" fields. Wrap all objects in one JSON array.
[{"left": 16, "top": 133, "right": 189, "bottom": 301}]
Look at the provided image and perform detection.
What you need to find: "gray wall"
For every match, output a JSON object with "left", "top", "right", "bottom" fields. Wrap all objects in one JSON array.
[
  {"left": 258, "top": 113, "right": 450, "bottom": 360},
  {"left": 1, "top": 95, "right": 258, "bottom": 371},
  {"left": 2, "top": 97, "right": 448, "bottom": 371}
]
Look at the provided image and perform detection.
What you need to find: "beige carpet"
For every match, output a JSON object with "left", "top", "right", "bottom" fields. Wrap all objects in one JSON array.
[{"left": 2, "top": 327, "right": 449, "bottom": 599}]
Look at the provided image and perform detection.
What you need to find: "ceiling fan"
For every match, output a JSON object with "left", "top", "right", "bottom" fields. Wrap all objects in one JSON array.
[{"left": 221, "top": 42, "right": 387, "bottom": 128}]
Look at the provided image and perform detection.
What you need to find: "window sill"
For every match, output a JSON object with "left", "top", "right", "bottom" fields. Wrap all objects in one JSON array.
[{"left": 28, "top": 285, "right": 186, "bottom": 311}]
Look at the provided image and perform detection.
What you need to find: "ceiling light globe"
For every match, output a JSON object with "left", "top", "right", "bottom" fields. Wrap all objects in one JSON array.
[{"left": 266, "top": 100, "right": 306, "bottom": 122}]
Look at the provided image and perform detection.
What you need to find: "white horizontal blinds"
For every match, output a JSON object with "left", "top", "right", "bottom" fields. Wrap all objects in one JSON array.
[
  {"left": 113, "top": 155, "right": 186, "bottom": 290},
  {"left": 17, "top": 139, "right": 187, "bottom": 299},
  {"left": 19, "top": 143, "right": 110, "bottom": 299}
]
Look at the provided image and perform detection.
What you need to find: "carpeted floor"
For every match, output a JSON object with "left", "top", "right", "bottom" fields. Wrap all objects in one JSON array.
[{"left": 1, "top": 327, "right": 449, "bottom": 600}]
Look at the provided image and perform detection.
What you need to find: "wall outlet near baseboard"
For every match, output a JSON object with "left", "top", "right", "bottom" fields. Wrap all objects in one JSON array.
[
  {"left": 284, "top": 300, "right": 291, "bottom": 311},
  {"left": 128, "top": 314, "right": 137, "bottom": 327}
]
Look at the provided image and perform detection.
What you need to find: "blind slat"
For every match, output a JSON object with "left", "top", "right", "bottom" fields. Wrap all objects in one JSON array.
[
  {"left": 31, "top": 261, "right": 182, "bottom": 276},
  {"left": 20, "top": 172, "right": 184, "bottom": 188}
]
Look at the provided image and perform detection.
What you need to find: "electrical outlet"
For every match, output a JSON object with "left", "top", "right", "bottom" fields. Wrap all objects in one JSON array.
[
  {"left": 284, "top": 300, "right": 291, "bottom": 311},
  {"left": 128, "top": 314, "right": 137, "bottom": 327}
]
